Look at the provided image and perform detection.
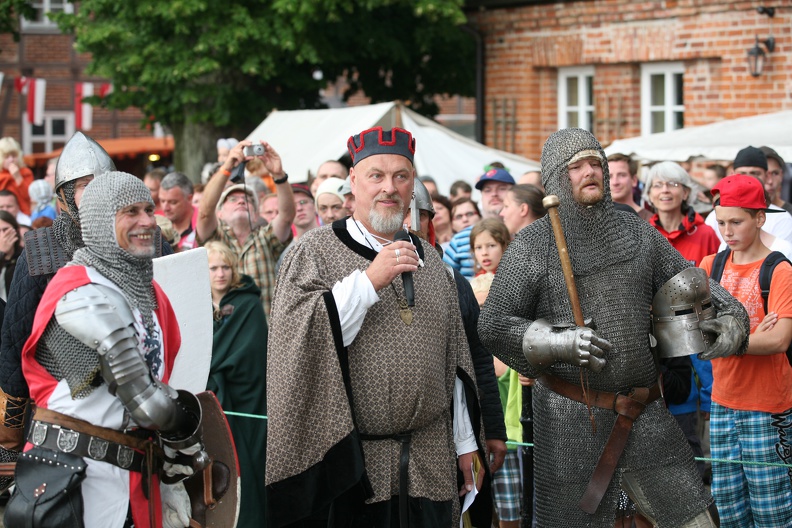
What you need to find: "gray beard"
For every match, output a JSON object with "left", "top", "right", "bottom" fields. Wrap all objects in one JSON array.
[{"left": 369, "top": 206, "right": 404, "bottom": 235}]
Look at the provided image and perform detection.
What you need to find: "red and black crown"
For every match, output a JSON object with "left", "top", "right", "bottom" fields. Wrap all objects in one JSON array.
[{"left": 347, "top": 127, "right": 416, "bottom": 167}]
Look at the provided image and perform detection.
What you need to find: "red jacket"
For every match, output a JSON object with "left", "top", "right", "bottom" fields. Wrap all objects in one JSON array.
[
  {"left": 650, "top": 210, "right": 720, "bottom": 266},
  {"left": 0, "top": 167, "right": 33, "bottom": 215}
]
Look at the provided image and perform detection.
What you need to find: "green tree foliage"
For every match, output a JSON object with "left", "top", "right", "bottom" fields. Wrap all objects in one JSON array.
[
  {"left": 54, "top": 0, "right": 474, "bottom": 175},
  {"left": 0, "top": 0, "right": 35, "bottom": 43}
]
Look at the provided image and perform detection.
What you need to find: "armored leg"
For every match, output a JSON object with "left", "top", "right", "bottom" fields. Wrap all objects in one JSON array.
[{"left": 622, "top": 471, "right": 718, "bottom": 528}]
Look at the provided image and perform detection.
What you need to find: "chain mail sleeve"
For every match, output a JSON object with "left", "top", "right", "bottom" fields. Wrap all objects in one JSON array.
[{"left": 478, "top": 220, "right": 551, "bottom": 378}]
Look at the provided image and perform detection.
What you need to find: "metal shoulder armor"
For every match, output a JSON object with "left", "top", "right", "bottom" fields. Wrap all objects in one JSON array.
[{"left": 54, "top": 283, "right": 198, "bottom": 440}]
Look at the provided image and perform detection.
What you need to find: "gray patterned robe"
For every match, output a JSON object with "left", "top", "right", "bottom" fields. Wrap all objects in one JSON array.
[{"left": 266, "top": 221, "right": 482, "bottom": 527}]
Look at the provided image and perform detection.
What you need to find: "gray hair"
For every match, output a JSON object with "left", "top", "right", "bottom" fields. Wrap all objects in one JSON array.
[
  {"left": 160, "top": 171, "right": 194, "bottom": 196},
  {"left": 643, "top": 161, "right": 699, "bottom": 208}
]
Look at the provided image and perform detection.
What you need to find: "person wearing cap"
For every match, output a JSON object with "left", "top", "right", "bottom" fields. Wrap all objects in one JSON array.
[
  {"left": 197, "top": 139, "right": 295, "bottom": 317},
  {"left": 315, "top": 177, "right": 347, "bottom": 226},
  {"left": 339, "top": 175, "right": 356, "bottom": 215},
  {"left": 760, "top": 146, "right": 792, "bottom": 214},
  {"left": 700, "top": 173, "right": 792, "bottom": 526},
  {"left": 705, "top": 146, "right": 792, "bottom": 246},
  {"left": 444, "top": 168, "right": 513, "bottom": 280},
  {"left": 267, "top": 126, "right": 487, "bottom": 527},
  {"left": 477, "top": 167, "right": 515, "bottom": 219},
  {"left": 479, "top": 128, "right": 749, "bottom": 527}
]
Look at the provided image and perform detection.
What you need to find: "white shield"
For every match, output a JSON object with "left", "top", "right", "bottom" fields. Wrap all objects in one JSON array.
[{"left": 153, "top": 248, "right": 212, "bottom": 393}]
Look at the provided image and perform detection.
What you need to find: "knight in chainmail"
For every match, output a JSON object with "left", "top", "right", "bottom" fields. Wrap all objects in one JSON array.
[
  {"left": 14, "top": 172, "right": 202, "bottom": 528},
  {"left": 478, "top": 128, "right": 749, "bottom": 527},
  {"left": 0, "top": 132, "right": 115, "bottom": 487},
  {"left": 0, "top": 133, "right": 172, "bottom": 487}
]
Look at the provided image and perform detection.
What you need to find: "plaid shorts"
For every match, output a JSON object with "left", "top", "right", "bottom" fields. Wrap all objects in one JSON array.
[
  {"left": 710, "top": 402, "right": 792, "bottom": 527},
  {"left": 492, "top": 449, "right": 523, "bottom": 522}
]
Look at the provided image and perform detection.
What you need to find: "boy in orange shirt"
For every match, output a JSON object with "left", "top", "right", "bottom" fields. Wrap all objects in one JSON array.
[{"left": 700, "top": 174, "right": 792, "bottom": 526}]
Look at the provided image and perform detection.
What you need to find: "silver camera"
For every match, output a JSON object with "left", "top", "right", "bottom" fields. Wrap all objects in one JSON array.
[{"left": 243, "top": 144, "right": 265, "bottom": 157}]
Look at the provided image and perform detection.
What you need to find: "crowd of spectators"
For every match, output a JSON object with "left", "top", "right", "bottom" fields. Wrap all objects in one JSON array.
[{"left": 3, "top": 130, "right": 792, "bottom": 526}]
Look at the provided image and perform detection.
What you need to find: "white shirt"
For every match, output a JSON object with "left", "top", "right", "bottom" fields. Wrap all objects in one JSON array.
[{"left": 331, "top": 218, "right": 478, "bottom": 455}]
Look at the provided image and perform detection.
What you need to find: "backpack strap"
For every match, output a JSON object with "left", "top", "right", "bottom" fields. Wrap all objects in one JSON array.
[
  {"left": 758, "top": 251, "right": 791, "bottom": 314},
  {"left": 709, "top": 248, "right": 731, "bottom": 283}
]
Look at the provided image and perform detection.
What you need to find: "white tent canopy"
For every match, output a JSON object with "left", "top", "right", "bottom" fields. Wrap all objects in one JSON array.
[
  {"left": 245, "top": 102, "right": 539, "bottom": 195},
  {"left": 605, "top": 111, "right": 792, "bottom": 163}
]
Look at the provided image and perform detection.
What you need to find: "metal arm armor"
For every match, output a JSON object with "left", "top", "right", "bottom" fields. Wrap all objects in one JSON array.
[{"left": 54, "top": 283, "right": 199, "bottom": 442}]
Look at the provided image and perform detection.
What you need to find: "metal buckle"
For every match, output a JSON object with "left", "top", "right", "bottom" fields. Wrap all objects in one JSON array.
[
  {"left": 117, "top": 445, "right": 134, "bottom": 469},
  {"left": 88, "top": 436, "right": 109, "bottom": 460},
  {"left": 31, "top": 422, "right": 48, "bottom": 446},
  {"left": 56, "top": 428, "right": 80, "bottom": 453}
]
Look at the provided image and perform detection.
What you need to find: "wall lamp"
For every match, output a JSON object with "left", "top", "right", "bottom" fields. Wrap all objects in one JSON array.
[{"left": 747, "top": 7, "right": 776, "bottom": 77}]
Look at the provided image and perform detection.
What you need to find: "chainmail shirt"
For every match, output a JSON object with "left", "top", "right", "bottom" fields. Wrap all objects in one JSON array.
[{"left": 479, "top": 128, "right": 748, "bottom": 527}]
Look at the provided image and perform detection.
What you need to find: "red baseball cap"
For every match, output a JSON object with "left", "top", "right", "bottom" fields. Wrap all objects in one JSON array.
[{"left": 712, "top": 174, "right": 768, "bottom": 210}]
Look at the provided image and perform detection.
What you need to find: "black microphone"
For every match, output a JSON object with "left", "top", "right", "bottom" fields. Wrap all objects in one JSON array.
[{"left": 393, "top": 230, "right": 415, "bottom": 307}]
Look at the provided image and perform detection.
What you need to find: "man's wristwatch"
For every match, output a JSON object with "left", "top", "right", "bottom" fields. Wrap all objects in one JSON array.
[{"left": 273, "top": 173, "right": 289, "bottom": 184}]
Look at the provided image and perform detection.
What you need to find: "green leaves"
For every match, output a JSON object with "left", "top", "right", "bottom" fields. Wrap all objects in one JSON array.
[{"left": 55, "top": 0, "right": 473, "bottom": 131}]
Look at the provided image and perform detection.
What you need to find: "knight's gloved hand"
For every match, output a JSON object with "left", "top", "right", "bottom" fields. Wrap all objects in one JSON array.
[
  {"left": 162, "top": 442, "right": 202, "bottom": 479},
  {"left": 699, "top": 315, "right": 745, "bottom": 360},
  {"left": 522, "top": 318, "right": 611, "bottom": 372},
  {"left": 161, "top": 481, "right": 191, "bottom": 528}
]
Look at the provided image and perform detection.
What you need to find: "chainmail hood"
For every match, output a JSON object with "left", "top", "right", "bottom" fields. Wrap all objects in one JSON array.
[
  {"left": 540, "top": 128, "right": 636, "bottom": 274},
  {"left": 70, "top": 171, "right": 157, "bottom": 321},
  {"left": 51, "top": 181, "right": 83, "bottom": 258}
]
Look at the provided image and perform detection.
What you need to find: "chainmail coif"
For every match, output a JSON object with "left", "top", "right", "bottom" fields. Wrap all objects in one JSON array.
[
  {"left": 69, "top": 171, "right": 157, "bottom": 324},
  {"left": 541, "top": 127, "right": 636, "bottom": 274},
  {"left": 51, "top": 181, "right": 83, "bottom": 259}
]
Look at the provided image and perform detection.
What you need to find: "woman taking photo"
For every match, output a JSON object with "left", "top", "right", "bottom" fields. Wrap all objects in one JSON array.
[{"left": 206, "top": 241, "right": 268, "bottom": 528}]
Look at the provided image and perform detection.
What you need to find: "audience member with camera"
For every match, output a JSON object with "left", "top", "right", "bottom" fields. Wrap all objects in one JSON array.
[{"left": 197, "top": 140, "right": 295, "bottom": 317}]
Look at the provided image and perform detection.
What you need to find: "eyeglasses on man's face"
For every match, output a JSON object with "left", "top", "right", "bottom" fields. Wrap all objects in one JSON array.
[{"left": 453, "top": 211, "right": 478, "bottom": 221}]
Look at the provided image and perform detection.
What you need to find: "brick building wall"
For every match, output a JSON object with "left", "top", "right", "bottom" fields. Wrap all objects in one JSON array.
[
  {"left": 467, "top": 1, "right": 792, "bottom": 161},
  {"left": 0, "top": 28, "right": 148, "bottom": 157}
]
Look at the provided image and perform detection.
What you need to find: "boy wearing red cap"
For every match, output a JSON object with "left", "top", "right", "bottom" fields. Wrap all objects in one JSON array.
[{"left": 700, "top": 174, "right": 792, "bottom": 526}]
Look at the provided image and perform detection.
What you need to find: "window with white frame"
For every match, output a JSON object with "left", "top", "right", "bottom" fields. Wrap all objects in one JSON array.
[
  {"left": 23, "top": 112, "right": 74, "bottom": 155},
  {"left": 558, "top": 66, "right": 594, "bottom": 132},
  {"left": 641, "top": 62, "right": 684, "bottom": 135},
  {"left": 21, "top": 0, "right": 73, "bottom": 31}
]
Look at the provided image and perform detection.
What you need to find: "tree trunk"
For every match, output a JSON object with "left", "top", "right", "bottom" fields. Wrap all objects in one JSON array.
[{"left": 170, "top": 120, "right": 219, "bottom": 184}]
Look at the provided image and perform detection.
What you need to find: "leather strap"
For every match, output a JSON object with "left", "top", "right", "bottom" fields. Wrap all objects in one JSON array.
[
  {"left": 538, "top": 374, "right": 661, "bottom": 515},
  {"left": 361, "top": 431, "right": 413, "bottom": 528},
  {"left": 33, "top": 407, "right": 163, "bottom": 457}
]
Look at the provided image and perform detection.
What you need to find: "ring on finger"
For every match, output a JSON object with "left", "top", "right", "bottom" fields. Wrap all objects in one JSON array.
[
  {"left": 396, "top": 255, "right": 401, "bottom": 263},
  {"left": 395, "top": 249, "right": 401, "bottom": 258}
]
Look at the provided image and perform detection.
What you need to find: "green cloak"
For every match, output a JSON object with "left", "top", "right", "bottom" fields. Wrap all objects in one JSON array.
[{"left": 209, "top": 274, "right": 268, "bottom": 528}]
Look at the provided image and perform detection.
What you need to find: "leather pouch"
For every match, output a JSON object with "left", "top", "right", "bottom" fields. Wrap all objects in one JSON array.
[{"left": 4, "top": 446, "right": 87, "bottom": 528}]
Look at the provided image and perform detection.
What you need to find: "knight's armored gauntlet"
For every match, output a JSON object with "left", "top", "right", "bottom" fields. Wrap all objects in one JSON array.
[
  {"left": 699, "top": 314, "right": 746, "bottom": 360},
  {"left": 522, "top": 318, "right": 610, "bottom": 372}
]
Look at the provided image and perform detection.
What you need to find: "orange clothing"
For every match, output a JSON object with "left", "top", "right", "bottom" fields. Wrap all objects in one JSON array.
[
  {"left": 701, "top": 253, "right": 792, "bottom": 413},
  {"left": 261, "top": 174, "right": 276, "bottom": 194},
  {"left": 0, "top": 167, "right": 33, "bottom": 215}
]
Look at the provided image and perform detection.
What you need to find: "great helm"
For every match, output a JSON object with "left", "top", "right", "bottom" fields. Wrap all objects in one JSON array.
[
  {"left": 651, "top": 267, "right": 716, "bottom": 358},
  {"left": 55, "top": 132, "right": 115, "bottom": 191}
]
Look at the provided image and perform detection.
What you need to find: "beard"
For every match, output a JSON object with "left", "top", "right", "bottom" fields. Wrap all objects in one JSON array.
[
  {"left": 368, "top": 194, "right": 406, "bottom": 234},
  {"left": 572, "top": 179, "right": 604, "bottom": 206}
]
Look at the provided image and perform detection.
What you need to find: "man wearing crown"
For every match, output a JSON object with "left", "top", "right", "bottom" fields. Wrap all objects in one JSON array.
[{"left": 266, "top": 127, "right": 486, "bottom": 527}]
